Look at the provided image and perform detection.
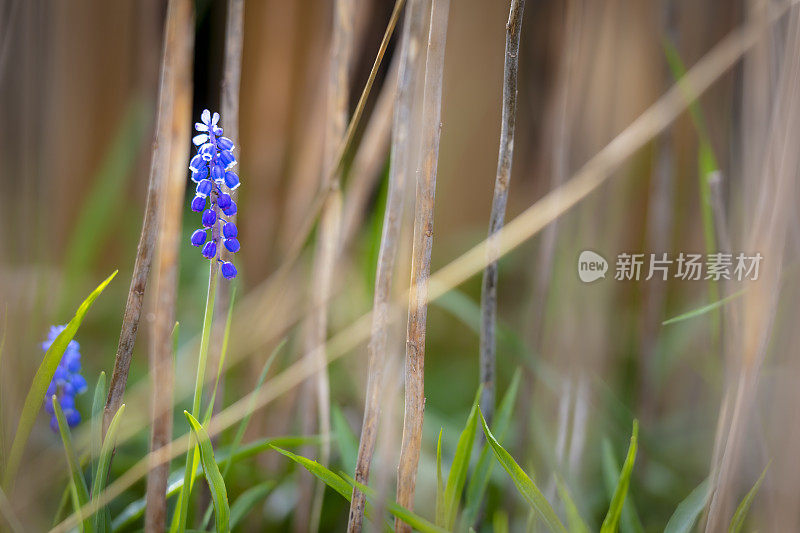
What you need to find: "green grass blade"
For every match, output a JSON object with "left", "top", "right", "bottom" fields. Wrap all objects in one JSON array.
[
  {"left": 662, "top": 291, "right": 746, "bottom": 326},
  {"left": 202, "top": 288, "right": 237, "bottom": 425},
  {"left": 90, "top": 372, "right": 107, "bottom": 491},
  {"left": 3, "top": 270, "right": 116, "bottom": 490},
  {"left": 435, "top": 428, "right": 445, "bottom": 526},
  {"left": 729, "top": 462, "right": 769, "bottom": 533},
  {"left": 664, "top": 478, "right": 710, "bottom": 533},
  {"left": 463, "top": 369, "right": 521, "bottom": 526},
  {"left": 479, "top": 411, "right": 567, "bottom": 533},
  {"left": 271, "top": 445, "right": 352, "bottom": 499},
  {"left": 493, "top": 510, "right": 509, "bottom": 533},
  {"left": 229, "top": 481, "right": 275, "bottom": 529},
  {"left": 91, "top": 404, "right": 125, "bottom": 532},
  {"left": 53, "top": 397, "right": 93, "bottom": 533},
  {"left": 600, "top": 420, "right": 639, "bottom": 533},
  {"left": 443, "top": 387, "right": 481, "bottom": 529},
  {"left": 112, "top": 435, "right": 315, "bottom": 531},
  {"left": 332, "top": 404, "right": 358, "bottom": 475},
  {"left": 341, "top": 472, "right": 449, "bottom": 533},
  {"left": 600, "top": 438, "right": 643, "bottom": 533},
  {"left": 184, "top": 412, "right": 230, "bottom": 533},
  {"left": 555, "top": 475, "right": 590, "bottom": 533}
]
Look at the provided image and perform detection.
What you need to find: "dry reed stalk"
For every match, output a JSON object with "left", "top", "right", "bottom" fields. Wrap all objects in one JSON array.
[
  {"left": 103, "top": 0, "right": 179, "bottom": 435},
  {"left": 705, "top": 6, "right": 800, "bottom": 529},
  {"left": 339, "top": 56, "right": 398, "bottom": 251},
  {"left": 479, "top": 0, "right": 526, "bottom": 425},
  {"left": 144, "top": 1, "right": 194, "bottom": 530},
  {"left": 395, "top": 0, "right": 449, "bottom": 529},
  {"left": 49, "top": 10, "right": 800, "bottom": 526},
  {"left": 295, "top": 0, "right": 355, "bottom": 530},
  {"left": 347, "top": 0, "right": 427, "bottom": 529}
]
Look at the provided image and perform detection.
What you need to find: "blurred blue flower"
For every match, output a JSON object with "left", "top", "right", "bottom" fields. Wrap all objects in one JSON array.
[
  {"left": 188, "top": 109, "right": 240, "bottom": 279},
  {"left": 42, "top": 326, "right": 86, "bottom": 431}
]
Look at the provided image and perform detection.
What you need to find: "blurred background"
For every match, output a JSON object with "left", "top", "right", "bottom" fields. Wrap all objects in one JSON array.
[{"left": 2, "top": 0, "right": 800, "bottom": 531}]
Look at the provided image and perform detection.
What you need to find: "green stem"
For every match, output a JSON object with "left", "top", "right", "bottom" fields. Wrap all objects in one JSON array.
[{"left": 173, "top": 260, "right": 219, "bottom": 533}]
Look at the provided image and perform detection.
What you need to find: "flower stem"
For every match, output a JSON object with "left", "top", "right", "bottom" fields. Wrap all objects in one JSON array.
[{"left": 173, "top": 259, "right": 219, "bottom": 533}]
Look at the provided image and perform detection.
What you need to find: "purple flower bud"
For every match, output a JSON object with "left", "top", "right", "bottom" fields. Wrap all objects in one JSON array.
[
  {"left": 224, "top": 238, "right": 240, "bottom": 253},
  {"left": 65, "top": 409, "right": 81, "bottom": 427},
  {"left": 189, "top": 154, "right": 205, "bottom": 172},
  {"left": 219, "top": 150, "right": 236, "bottom": 169},
  {"left": 200, "top": 143, "right": 215, "bottom": 161},
  {"left": 222, "top": 222, "right": 238, "bottom": 239},
  {"left": 218, "top": 137, "right": 234, "bottom": 150},
  {"left": 217, "top": 193, "right": 232, "bottom": 209},
  {"left": 202, "top": 241, "right": 217, "bottom": 259},
  {"left": 62, "top": 382, "right": 76, "bottom": 397},
  {"left": 191, "top": 167, "right": 208, "bottom": 183},
  {"left": 70, "top": 374, "right": 88, "bottom": 394},
  {"left": 191, "top": 195, "right": 206, "bottom": 212},
  {"left": 192, "top": 134, "right": 209, "bottom": 146},
  {"left": 196, "top": 179, "right": 213, "bottom": 197},
  {"left": 211, "top": 162, "right": 225, "bottom": 182},
  {"left": 221, "top": 261, "right": 238, "bottom": 279},
  {"left": 224, "top": 171, "right": 240, "bottom": 190},
  {"left": 58, "top": 394, "right": 75, "bottom": 410},
  {"left": 222, "top": 201, "right": 237, "bottom": 217},
  {"left": 191, "top": 229, "right": 207, "bottom": 247},
  {"left": 50, "top": 416, "right": 59, "bottom": 433},
  {"left": 201, "top": 209, "right": 217, "bottom": 227}
]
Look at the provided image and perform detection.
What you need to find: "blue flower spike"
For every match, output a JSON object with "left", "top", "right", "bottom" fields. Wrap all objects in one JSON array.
[
  {"left": 187, "top": 109, "right": 241, "bottom": 279},
  {"left": 41, "top": 326, "right": 87, "bottom": 431}
]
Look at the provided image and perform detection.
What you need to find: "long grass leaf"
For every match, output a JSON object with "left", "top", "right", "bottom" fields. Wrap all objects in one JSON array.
[
  {"left": 184, "top": 412, "right": 230, "bottom": 533},
  {"left": 479, "top": 411, "right": 566, "bottom": 533},
  {"left": 53, "top": 397, "right": 93, "bottom": 533},
  {"left": 3, "top": 270, "right": 117, "bottom": 489},
  {"left": 555, "top": 475, "right": 590, "bottom": 533},
  {"left": 600, "top": 438, "right": 643, "bottom": 533},
  {"left": 112, "top": 435, "right": 315, "bottom": 531},
  {"left": 90, "top": 372, "right": 107, "bottom": 490},
  {"left": 463, "top": 368, "right": 521, "bottom": 526},
  {"left": 91, "top": 404, "right": 125, "bottom": 532},
  {"left": 342, "top": 472, "right": 449, "bottom": 533},
  {"left": 662, "top": 291, "right": 745, "bottom": 326},
  {"left": 443, "top": 387, "right": 481, "bottom": 529},
  {"left": 600, "top": 420, "right": 639, "bottom": 533},
  {"left": 229, "top": 481, "right": 275, "bottom": 529},
  {"left": 435, "top": 428, "right": 445, "bottom": 526},
  {"left": 664, "top": 478, "right": 710, "bottom": 533},
  {"left": 729, "top": 462, "right": 769, "bottom": 533}
]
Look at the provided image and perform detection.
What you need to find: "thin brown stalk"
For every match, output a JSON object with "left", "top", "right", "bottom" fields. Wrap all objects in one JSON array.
[
  {"left": 103, "top": 0, "right": 179, "bottom": 434},
  {"left": 339, "top": 56, "right": 398, "bottom": 252},
  {"left": 347, "top": 0, "right": 427, "bottom": 529},
  {"left": 296, "top": 0, "right": 355, "bottom": 531},
  {"left": 144, "top": 1, "right": 194, "bottom": 531},
  {"left": 479, "top": 0, "right": 525, "bottom": 425},
  {"left": 396, "top": 0, "right": 449, "bottom": 529}
]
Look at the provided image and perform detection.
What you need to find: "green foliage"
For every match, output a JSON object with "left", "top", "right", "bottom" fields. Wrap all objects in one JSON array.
[
  {"left": 184, "top": 412, "right": 230, "bottom": 533},
  {"left": 436, "top": 428, "right": 445, "bottom": 526},
  {"left": 729, "top": 462, "right": 770, "bottom": 533},
  {"left": 91, "top": 404, "right": 125, "bottom": 533},
  {"left": 229, "top": 481, "right": 275, "bottom": 529},
  {"left": 664, "top": 478, "right": 710, "bottom": 533},
  {"left": 600, "top": 420, "right": 639, "bottom": 533},
  {"left": 479, "top": 411, "right": 567, "bottom": 533},
  {"left": 463, "top": 368, "right": 521, "bottom": 527},
  {"left": 600, "top": 437, "right": 643, "bottom": 533},
  {"left": 53, "top": 397, "right": 92, "bottom": 533},
  {"left": 332, "top": 404, "right": 358, "bottom": 475},
  {"left": 442, "top": 387, "right": 481, "bottom": 529},
  {"left": 555, "top": 475, "right": 590, "bottom": 533},
  {"left": 3, "top": 270, "right": 117, "bottom": 490}
]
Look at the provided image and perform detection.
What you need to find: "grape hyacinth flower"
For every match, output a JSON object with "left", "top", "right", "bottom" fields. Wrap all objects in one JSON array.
[
  {"left": 42, "top": 326, "right": 88, "bottom": 432},
  {"left": 188, "top": 109, "right": 240, "bottom": 279}
]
